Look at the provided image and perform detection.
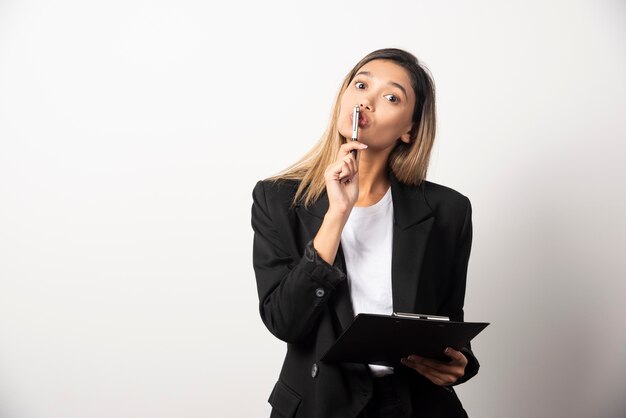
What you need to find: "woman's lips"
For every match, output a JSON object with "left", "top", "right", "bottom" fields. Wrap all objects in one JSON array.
[
  {"left": 359, "top": 113, "right": 368, "bottom": 128},
  {"left": 352, "top": 112, "right": 369, "bottom": 128}
]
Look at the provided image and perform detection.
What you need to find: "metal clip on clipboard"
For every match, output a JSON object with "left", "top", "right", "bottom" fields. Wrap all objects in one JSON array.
[{"left": 392, "top": 312, "right": 450, "bottom": 321}]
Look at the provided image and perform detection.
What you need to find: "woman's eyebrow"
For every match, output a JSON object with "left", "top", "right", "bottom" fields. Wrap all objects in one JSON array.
[{"left": 355, "top": 71, "right": 408, "bottom": 99}]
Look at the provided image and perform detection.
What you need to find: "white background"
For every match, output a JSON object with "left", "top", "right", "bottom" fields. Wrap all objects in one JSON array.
[{"left": 1, "top": 1, "right": 625, "bottom": 417}]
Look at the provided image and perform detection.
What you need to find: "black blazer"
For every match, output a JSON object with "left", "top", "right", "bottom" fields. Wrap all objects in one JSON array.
[{"left": 251, "top": 172, "right": 479, "bottom": 418}]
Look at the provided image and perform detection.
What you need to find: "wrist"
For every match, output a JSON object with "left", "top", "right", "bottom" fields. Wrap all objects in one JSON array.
[{"left": 326, "top": 205, "right": 352, "bottom": 221}]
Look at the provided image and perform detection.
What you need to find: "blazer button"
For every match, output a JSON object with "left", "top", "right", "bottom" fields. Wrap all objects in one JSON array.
[
  {"left": 311, "top": 363, "right": 319, "bottom": 378},
  {"left": 315, "top": 288, "right": 325, "bottom": 298}
]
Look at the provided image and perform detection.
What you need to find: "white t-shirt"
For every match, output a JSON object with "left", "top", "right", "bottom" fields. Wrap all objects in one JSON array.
[{"left": 340, "top": 186, "right": 394, "bottom": 377}]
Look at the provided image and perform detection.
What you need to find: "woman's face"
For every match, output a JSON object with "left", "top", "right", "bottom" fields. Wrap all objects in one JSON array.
[{"left": 338, "top": 59, "right": 416, "bottom": 151}]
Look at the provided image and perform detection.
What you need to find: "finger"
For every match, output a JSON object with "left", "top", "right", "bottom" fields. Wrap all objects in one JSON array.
[
  {"left": 405, "top": 355, "right": 465, "bottom": 379},
  {"left": 424, "top": 369, "right": 458, "bottom": 386},
  {"left": 409, "top": 350, "right": 466, "bottom": 369},
  {"left": 403, "top": 355, "right": 456, "bottom": 374},
  {"left": 345, "top": 154, "right": 358, "bottom": 175},
  {"left": 443, "top": 348, "right": 468, "bottom": 366},
  {"left": 409, "top": 361, "right": 454, "bottom": 376},
  {"left": 401, "top": 356, "right": 439, "bottom": 373},
  {"left": 326, "top": 161, "right": 343, "bottom": 181},
  {"left": 329, "top": 157, "right": 351, "bottom": 177},
  {"left": 414, "top": 359, "right": 464, "bottom": 380},
  {"left": 339, "top": 141, "right": 368, "bottom": 157},
  {"left": 410, "top": 356, "right": 466, "bottom": 382},
  {"left": 337, "top": 159, "right": 355, "bottom": 182},
  {"left": 407, "top": 355, "right": 458, "bottom": 372},
  {"left": 419, "top": 367, "right": 455, "bottom": 385},
  {"left": 342, "top": 153, "right": 359, "bottom": 175},
  {"left": 401, "top": 358, "right": 457, "bottom": 386}
]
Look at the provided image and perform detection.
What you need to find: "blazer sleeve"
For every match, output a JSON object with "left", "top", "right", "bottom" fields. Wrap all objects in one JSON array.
[
  {"left": 440, "top": 196, "right": 480, "bottom": 385},
  {"left": 251, "top": 180, "right": 346, "bottom": 344}
]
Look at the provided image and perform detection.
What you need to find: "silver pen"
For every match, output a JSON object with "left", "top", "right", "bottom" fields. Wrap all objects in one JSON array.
[{"left": 351, "top": 105, "right": 360, "bottom": 158}]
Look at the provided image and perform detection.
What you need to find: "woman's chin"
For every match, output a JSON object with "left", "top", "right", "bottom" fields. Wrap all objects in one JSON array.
[{"left": 337, "top": 128, "right": 351, "bottom": 140}]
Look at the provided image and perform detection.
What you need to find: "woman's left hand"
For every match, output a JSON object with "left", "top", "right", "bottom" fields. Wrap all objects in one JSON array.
[{"left": 400, "top": 347, "right": 467, "bottom": 386}]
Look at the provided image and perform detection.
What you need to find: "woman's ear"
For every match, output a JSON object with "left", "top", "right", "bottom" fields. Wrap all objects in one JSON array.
[{"left": 399, "top": 124, "right": 415, "bottom": 144}]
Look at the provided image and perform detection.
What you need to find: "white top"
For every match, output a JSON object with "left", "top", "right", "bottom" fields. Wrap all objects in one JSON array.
[{"left": 340, "top": 186, "right": 394, "bottom": 377}]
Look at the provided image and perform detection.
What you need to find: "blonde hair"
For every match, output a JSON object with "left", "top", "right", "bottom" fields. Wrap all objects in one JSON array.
[{"left": 269, "top": 48, "right": 437, "bottom": 207}]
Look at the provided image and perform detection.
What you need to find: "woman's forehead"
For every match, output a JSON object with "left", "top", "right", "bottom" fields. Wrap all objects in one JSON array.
[{"left": 357, "top": 60, "right": 411, "bottom": 83}]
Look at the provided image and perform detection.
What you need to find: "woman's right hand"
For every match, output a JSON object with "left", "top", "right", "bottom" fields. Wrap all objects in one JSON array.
[
  {"left": 323, "top": 141, "right": 368, "bottom": 216},
  {"left": 313, "top": 141, "right": 367, "bottom": 265}
]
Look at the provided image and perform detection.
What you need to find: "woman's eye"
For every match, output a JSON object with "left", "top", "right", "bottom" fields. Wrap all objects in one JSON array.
[
  {"left": 384, "top": 94, "right": 399, "bottom": 103},
  {"left": 355, "top": 82, "right": 365, "bottom": 89}
]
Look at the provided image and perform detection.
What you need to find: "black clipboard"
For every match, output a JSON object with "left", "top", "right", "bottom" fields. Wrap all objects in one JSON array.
[{"left": 321, "top": 313, "right": 489, "bottom": 365}]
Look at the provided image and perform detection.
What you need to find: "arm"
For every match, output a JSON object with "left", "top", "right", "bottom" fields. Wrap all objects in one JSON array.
[
  {"left": 251, "top": 180, "right": 346, "bottom": 344},
  {"left": 251, "top": 142, "right": 365, "bottom": 344}
]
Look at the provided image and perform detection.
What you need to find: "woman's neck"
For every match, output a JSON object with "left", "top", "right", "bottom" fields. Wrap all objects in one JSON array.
[{"left": 355, "top": 151, "right": 391, "bottom": 206}]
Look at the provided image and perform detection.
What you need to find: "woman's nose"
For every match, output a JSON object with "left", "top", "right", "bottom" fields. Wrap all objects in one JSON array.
[{"left": 359, "top": 101, "right": 373, "bottom": 111}]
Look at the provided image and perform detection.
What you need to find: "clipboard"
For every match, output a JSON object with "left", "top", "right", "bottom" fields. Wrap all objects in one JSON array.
[{"left": 321, "top": 313, "right": 489, "bottom": 365}]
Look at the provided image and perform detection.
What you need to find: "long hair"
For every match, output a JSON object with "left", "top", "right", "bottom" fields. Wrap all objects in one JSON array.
[{"left": 269, "top": 48, "right": 437, "bottom": 208}]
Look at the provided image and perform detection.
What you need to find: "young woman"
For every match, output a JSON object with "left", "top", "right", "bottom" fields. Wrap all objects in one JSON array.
[{"left": 251, "top": 48, "right": 479, "bottom": 418}]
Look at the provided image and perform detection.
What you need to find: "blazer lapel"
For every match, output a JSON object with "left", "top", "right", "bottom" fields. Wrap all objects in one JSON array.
[
  {"left": 390, "top": 175, "right": 434, "bottom": 313},
  {"left": 295, "top": 194, "right": 355, "bottom": 332}
]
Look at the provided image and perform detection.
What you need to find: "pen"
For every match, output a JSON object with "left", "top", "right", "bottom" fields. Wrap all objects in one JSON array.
[{"left": 351, "top": 105, "right": 359, "bottom": 158}]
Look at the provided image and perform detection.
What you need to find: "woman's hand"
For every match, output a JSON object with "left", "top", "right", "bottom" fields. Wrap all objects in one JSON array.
[
  {"left": 313, "top": 141, "right": 367, "bottom": 266},
  {"left": 400, "top": 347, "right": 468, "bottom": 386},
  {"left": 323, "top": 141, "right": 368, "bottom": 215}
]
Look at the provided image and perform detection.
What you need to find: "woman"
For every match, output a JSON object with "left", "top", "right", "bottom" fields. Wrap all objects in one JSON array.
[{"left": 251, "top": 48, "right": 479, "bottom": 418}]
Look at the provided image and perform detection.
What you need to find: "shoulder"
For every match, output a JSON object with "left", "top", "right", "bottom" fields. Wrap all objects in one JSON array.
[
  {"left": 252, "top": 178, "right": 301, "bottom": 212},
  {"left": 422, "top": 180, "right": 470, "bottom": 206},
  {"left": 421, "top": 180, "right": 472, "bottom": 221}
]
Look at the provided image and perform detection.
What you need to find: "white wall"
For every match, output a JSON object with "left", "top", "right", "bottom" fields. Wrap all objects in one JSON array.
[{"left": 1, "top": 1, "right": 624, "bottom": 417}]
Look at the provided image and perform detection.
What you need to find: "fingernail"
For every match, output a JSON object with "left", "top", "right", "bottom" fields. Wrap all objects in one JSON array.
[
  {"left": 444, "top": 347, "right": 451, "bottom": 354},
  {"left": 360, "top": 144, "right": 368, "bottom": 149}
]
